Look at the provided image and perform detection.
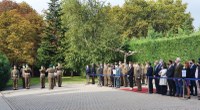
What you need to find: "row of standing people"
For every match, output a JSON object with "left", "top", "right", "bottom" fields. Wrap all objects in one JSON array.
[
  {"left": 146, "top": 58, "right": 200, "bottom": 100},
  {"left": 11, "top": 63, "right": 63, "bottom": 90},
  {"left": 86, "top": 61, "right": 147, "bottom": 91}
]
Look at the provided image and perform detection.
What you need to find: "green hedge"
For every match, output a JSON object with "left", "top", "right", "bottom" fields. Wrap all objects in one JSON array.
[
  {"left": 0, "top": 53, "right": 10, "bottom": 90},
  {"left": 129, "top": 32, "right": 200, "bottom": 63}
]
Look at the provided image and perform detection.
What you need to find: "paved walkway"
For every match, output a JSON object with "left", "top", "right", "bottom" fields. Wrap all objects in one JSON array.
[{"left": 0, "top": 84, "right": 200, "bottom": 110}]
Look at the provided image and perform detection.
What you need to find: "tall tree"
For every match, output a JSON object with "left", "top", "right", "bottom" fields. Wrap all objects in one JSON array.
[
  {"left": 37, "top": 0, "right": 65, "bottom": 67},
  {"left": 0, "top": 0, "right": 44, "bottom": 67},
  {"left": 62, "top": 0, "right": 124, "bottom": 74}
]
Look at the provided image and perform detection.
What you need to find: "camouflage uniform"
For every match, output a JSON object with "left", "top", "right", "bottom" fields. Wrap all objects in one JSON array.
[
  {"left": 136, "top": 64, "right": 142, "bottom": 91},
  {"left": 11, "top": 66, "right": 19, "bottom": 90},
  {"left": 103, "top": 64, "right": 108, "bottom": 86},
  {"left": 24, "top": 66, "right": 31, "bottom": 89},
  {"left": 20, "top": 66, "right": 26, "bottom": 88},
  {"left": 46, "top": 67, "right": 55, "bottom": 89},
  {"left": 40, "top": 66, "right": 46, "bottom": 88},
  {"left": 56, "top": 64, "right": 63, "bottom": 87}
]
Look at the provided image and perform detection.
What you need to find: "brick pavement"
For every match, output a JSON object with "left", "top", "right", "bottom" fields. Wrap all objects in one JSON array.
[{"left": 1, "top": 84, "right": 200, "bottom": 110}]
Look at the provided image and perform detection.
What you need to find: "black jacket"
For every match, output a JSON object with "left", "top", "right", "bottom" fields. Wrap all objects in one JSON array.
[
  {"left": 146, "top": 66, "right": 153, "bottom": 76},
  {"left": 166, "top": 65, "right": 175, "bottom": 78},
  {"left": 128, "top": 67, "right": 134, "bottom": 77},
  {"left": 154, "top": 64, "right": 162, "bottom": 77},
  {"left": 190, "top": 64, "right": 197, "bottom": 78}
]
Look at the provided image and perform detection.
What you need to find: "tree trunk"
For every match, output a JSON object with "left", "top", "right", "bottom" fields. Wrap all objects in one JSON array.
[{"left": 124, "top": 54, "right": 127, "bottom": 64}]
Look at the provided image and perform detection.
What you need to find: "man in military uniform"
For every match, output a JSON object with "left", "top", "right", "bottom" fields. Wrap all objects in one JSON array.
[
  {"left": 53, "top": 66, "right": 57, "bottom": 86},
  {"left": 11, "top": 65, "right": 19, "bottom": 90},
  {"left": 56, "top": 63, "right": 63, "bottom": 87},
  {"left": 122, "top": 63, "right": 129, "bottom": 87},
  {"left": 103, "top": 63, "right": 108, "bottom": 86},
  {"left": 20, "top": 65, "right": 26, "bottom": 88},
  {"left": 119, "top": 61, "right": 124, "bottom": 86},
  {"left": 46, "top": 65, "right": 55, "bottom": 89},
  {"left": 24, "top": 64, "right": 31, "bottom": 89},
  {"left": 136, "top": 63, "right": 142, "bottom": 91},
  {"left": 40, "top": 66, "right": 46, "bottom": 88},
  {"left": 97, "top": 64, "right": 103, "bottom": 87},
  {"left": 107, "top": 64, "right": 112, "bottom": 87},
  {"left": 141, "top": 63, "right": 147, "bottom": 85}
]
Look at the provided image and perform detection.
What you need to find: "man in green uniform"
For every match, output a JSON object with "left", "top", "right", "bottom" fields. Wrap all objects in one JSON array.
[
  {"left": 46, "top": 65, "right": 55, "bottom": 89},
  {"left": 11, "top": 65, "right": 19, "bottom": 90},
  {"left": 103, "top": 63, "right": 108, "bottom": 86},
  {"left": 136, "top": 63, "right": 142, "bottom": 91},
  {"left": 40, "top": 66, "right": 46, "bottom": 88},
  {"left": 56, "top": 63, "right": 63, "bottom": 87},
  {"left": 20, "top": 65, "right": 26, "bottom": 88},
  {"left": 24, "top": 64, "right": 31, "bottom": 89}
]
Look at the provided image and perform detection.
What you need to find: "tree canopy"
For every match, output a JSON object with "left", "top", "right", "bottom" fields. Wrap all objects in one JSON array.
[{"left": 0, "top": 0, "right": 44, "bottom": 66}]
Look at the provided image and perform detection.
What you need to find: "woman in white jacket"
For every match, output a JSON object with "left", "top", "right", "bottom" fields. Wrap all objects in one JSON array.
[{"left": 159, "top": 63, "right": 168, "bottom": 95}]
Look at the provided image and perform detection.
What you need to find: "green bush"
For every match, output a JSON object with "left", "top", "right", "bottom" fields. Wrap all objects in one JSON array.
[
  {"left": 129, "top": 31, "right": 200, "bottom": 63},
  {"left": 0, "top": 53, "right": 11, "bottom": 90}
]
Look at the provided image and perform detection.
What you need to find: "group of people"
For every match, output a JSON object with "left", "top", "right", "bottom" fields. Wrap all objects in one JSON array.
[
  {"left": 86, "top": 61, "right": 147, "bottom": 91},
  {"left": 11, "top": 63, "right": 64, "bottom": 90},
  {"left": 86, "top": 57, "right": 200, "bottom": 100},
  {"left": 148, "top": 58, "right": 200, "bottom": 100}
]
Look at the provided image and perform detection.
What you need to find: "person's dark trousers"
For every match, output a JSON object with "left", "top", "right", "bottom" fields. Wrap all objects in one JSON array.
[
  {"left": 101, "top": 75, "right": 104, "bottom": 86},
  {"left": 161, "top": 86, "right": 167, "bottom": 95},
  {"left": 155, "top": 77, "right": 161, "bottom": 94},
  {"left": 148, "top": 77, "right": 153, "bottom": 93},
  {"left": 91, "top": 75, "right": 95, "bottom": 84},
  {"left": 111, "top": 75, "right": 114, "bottom": 87},
  {"left": 167, "top": 79, "right": 173, "bottom": 96},
  {"left": 129, "top": 76, "right": 133, "bottom": 88},
  {"left": 190, "top": 80, "right": 197, "bottom": 96},
  {"left": 171, "top": 80, "right": 176, "bottom": 96},
  {"left": 120, "top": 76, "right": 124, "bottom": 86}
]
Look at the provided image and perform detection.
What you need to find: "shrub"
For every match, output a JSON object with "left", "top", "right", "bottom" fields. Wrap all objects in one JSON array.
[
  {"left": 0, "top": 52, "right": 11, "bottom": 90},
  {"left": 129, "top": 31, "right": 200, "bottom": 63}
]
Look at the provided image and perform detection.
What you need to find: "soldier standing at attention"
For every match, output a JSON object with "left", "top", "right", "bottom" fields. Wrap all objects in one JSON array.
[
  {"left": 103, "top": 63, "right": 108, "bottom": 86},
  {"left": 98, "top": 64, "right": 104, "bottom": 87},
  {"left": 53, "top": 66, "right": 57, "bottom": 86},
  {"left": 24, "top": 64, "right": 31, "bottom": 89},
  {"left": 20, "top": 65, "right": 26, "bottom": 88},
  {"left": 46, "top": 65, "right": 55, "bottom": 89},
  {"left": 107, "top": 64, "right": 112, "bottom": 87},
  {"left": 56, "top": 63, "right": 63, "bottom": 87},
  {"left": 122, "top": 63, "right": 129, "bottom": 87},
  {"left": 11, "top": 65, "right": 19, "bottom": 90},
  {"left": 119, "top": 61, "right": 123, "bottom": 86},
  {"left": 40, "top": 66, "right": 46, "bottom": 89}
]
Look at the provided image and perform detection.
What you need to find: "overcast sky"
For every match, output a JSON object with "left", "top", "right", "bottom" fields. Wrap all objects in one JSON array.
[{"left": 11, "top": 0, "right": 200, "bottom": 29}]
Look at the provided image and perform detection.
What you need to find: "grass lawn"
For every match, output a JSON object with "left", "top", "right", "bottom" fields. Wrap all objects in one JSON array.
[{"left": 6, "top": 76, "right": 87, "bottom": 88}]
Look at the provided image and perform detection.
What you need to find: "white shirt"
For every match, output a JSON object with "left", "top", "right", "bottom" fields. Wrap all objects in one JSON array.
[{"left": 113, "top": 69, "right": 116, "bottom": 75}]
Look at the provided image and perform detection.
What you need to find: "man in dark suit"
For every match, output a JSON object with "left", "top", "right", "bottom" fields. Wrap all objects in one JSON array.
[
  {"left": 91, "top": 64, "right": 96, "bottom": 84},
  {"left": 128, "top": 62, "right": 134, "bottom": 90},
  {"left": 197, "top": 59, "right": 200, "bottom": 100},
  {"left": 154, "top": 60, "right": 162, "bottom": 94},
  {"left": 190, "top": 59, "right": 197, "bottom": 96},
  {"left": 166, "top": 60, "right": 175, "bottom": 96},
  {"left": 146, "top": 62, "right": 153, "bottom": 93},
  {"left": 174, "top": 58, "right": 183, "bottom": 97}
]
